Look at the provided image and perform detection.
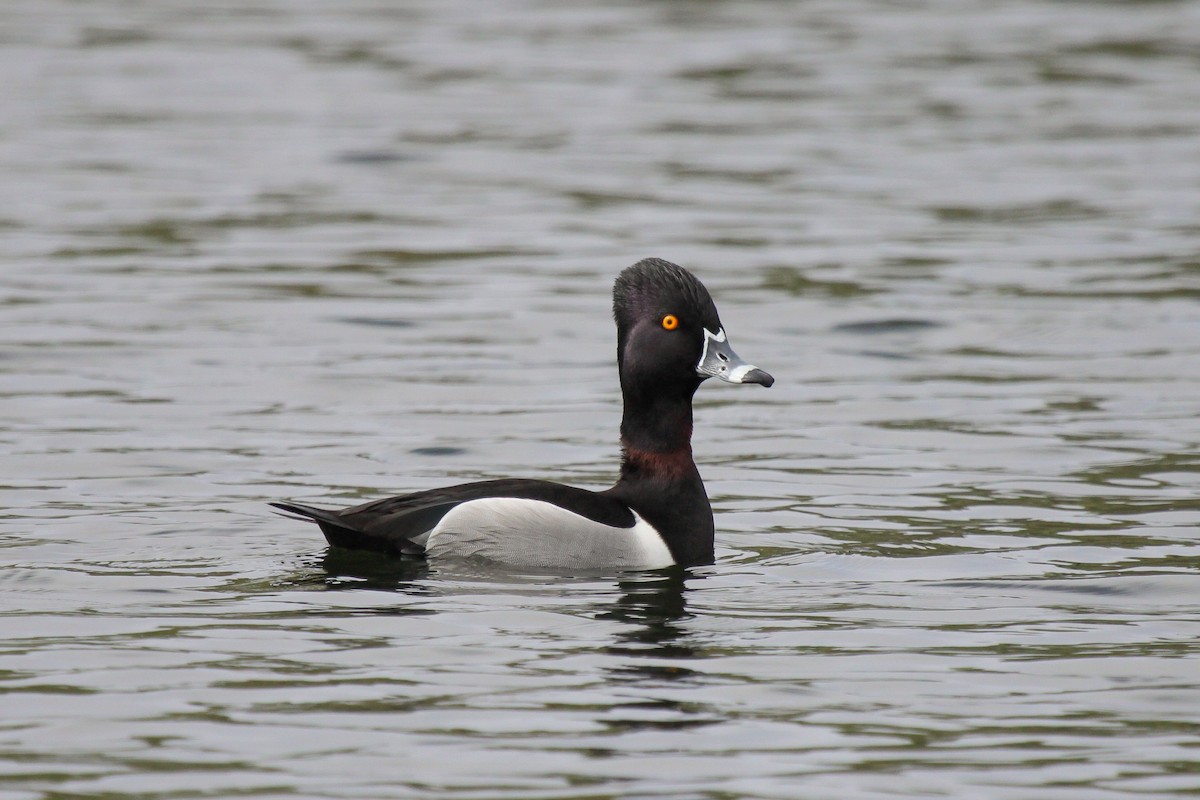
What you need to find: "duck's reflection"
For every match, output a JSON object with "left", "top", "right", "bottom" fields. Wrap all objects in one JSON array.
[
  {"left": 318, "top": 547, "right": 432, "bottom": 591},
  {"left": 310, "top": 551, "right": 702, "bottom": 667},
  {"left": 599, "top": 568, "right": 703, "bottom": 666}
]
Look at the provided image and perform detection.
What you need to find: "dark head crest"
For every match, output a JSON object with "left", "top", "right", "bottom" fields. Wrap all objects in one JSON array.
[{"left": 612, "top": 258, "right": 720, "bottom": 332}]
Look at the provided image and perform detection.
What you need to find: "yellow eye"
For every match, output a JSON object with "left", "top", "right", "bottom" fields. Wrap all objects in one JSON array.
[{"left": 661, "top": 314, "right": 679, "bottom": 330}]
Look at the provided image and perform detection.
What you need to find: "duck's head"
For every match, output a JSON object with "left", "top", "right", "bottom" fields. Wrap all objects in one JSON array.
[{"left": 613, "top": 258, "right": 774, "bottom": 396}]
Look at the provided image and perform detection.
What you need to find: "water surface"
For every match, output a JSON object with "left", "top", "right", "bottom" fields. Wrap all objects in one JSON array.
[{"left": 3, "top": 1, "right": 1200, "bottom": 797}]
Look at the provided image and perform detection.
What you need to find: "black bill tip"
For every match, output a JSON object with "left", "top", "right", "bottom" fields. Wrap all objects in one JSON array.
[{"left": 742, "top": 368, "right": 774, "bottom": 387}]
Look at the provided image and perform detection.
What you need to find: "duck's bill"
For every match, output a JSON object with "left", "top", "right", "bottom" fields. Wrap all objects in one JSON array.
[{"left": 697, "top": 328, "right": 774, "bottom": 387}]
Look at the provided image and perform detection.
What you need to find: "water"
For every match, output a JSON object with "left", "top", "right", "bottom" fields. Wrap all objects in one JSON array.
[{"left": 3, "top": 0, "right": 1200, "bottom": 797}]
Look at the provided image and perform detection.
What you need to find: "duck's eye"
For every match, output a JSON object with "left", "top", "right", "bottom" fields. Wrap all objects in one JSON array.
[{"left": 661, "top": 314, "right": 679, "bottom": 331}]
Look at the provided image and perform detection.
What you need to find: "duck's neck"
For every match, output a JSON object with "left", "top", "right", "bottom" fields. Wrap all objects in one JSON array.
[
  {"left": 609, "top": 385, "right": 715, "bottom": 566},
  {"left": 618, "top": 386, "right": 696, "bottom": 462}
]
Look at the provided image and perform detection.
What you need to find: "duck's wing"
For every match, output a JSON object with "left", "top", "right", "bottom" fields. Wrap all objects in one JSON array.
[{"left": 271, "top": 479, "right": 636, "bottom": 558}]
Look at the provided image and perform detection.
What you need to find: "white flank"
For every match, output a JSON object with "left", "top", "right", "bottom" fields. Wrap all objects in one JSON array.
[{"left": 425, "top": 498, "right": 674, "bottom": 570}]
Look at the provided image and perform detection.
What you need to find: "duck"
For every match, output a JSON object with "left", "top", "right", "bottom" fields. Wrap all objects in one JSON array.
[{"left": 271, "top": 258, "right": 773, "bottom": 569}]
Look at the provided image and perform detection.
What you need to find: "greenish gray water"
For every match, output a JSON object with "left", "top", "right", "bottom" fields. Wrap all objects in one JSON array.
[{"left": 2, "top": 1, "right": 1199, "bottom": 797}]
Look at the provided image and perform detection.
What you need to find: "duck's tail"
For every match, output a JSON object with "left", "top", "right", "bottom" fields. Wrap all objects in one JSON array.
[
  {"left": 269, "top": 501, "right": 340, "bottom": 526},
  {"left": 269, "top": 501, "right": 424, "bottom": 556},
  {"left": 269, "top": 500, "right": 364, "bottom": 549}
]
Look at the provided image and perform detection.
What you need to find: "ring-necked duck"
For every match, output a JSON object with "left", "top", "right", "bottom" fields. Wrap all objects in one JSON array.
[{"left": 271, "top": 258, "right": 772, "bottom": 569}]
